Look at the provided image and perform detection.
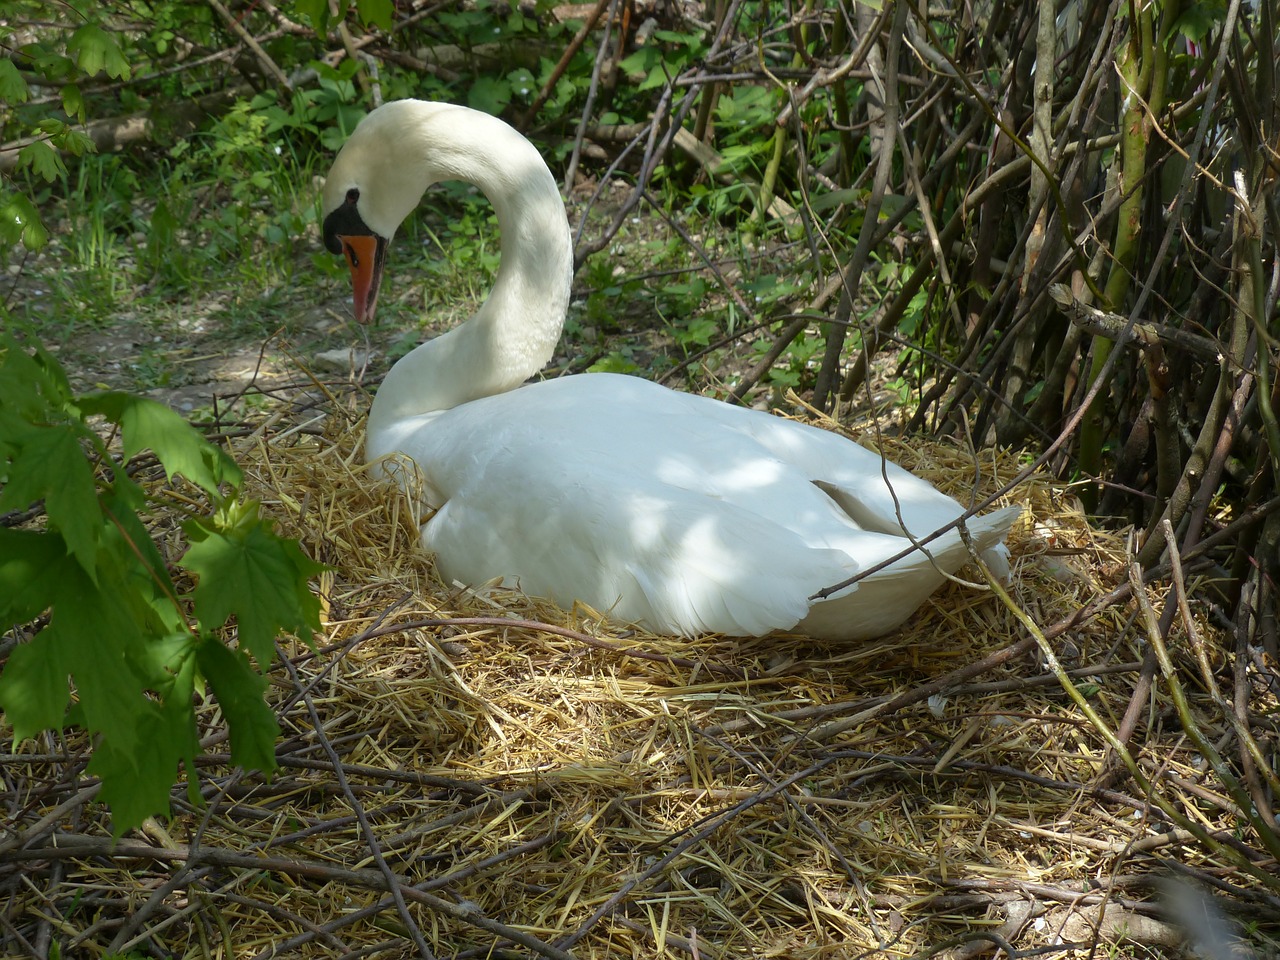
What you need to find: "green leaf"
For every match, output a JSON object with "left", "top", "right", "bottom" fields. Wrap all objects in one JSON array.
[
  {"left": 52, "top": 126, "right": 95, "bottom": 157},
  {"left": 296, "top": 0, "right": 334, "bottom": 32},
  {"left": 0, "top": 529, "right": 78, "bottom": 623},
  {"left": 17, "top": 140, "right": 66, "bottom": 182},
  {"left": 67, "top": 23, "right": 132, "bottom": 80},
  {"left": 588, "top": 351, "right": 639, "bottom": 374},
  {"left": 0, "top": 333, "right": 71, "bottom": 417},
  {"left": 197, "top": 638, "right": 279, "bottom": 774},
  {"left": 356, "top": 0, "right": 393, "bottom": 30},
  {"left": 0, "top": 193, "right": 49, "bottom": 250},
  {"left": 0, "top": 621, "right": 74, "bottom": 740},
  {"left": 100, "top": 482, "right": 186, "bottom": 632},
  {"left": 0, "top": 421, "right": 103, "bottom": 575},
  {"left": 90, "top": 635, "right": 200, "bottom": 835},
  {"left": 61, "top": 83, "right": 84, "bottom": 122},
  {"left": 0, "top": 58, "right": 29, "bottom": 103},
  {"left": 467, "top": 75, "right": 512, "bottom": 115},
  {"left": 808, "top": 188, "right": 862, "bottom": 213},
  {"left": 88, "top": 702, "right": 186, "bottom": 834},
  {"left": 54, "top": 583, "right": 156, "bottom": 757},
  {"left": 1171, "top": 2, "right": 1225, "bottom": 43},
  {"left": 0, "top": 556, "right": 152, "bottom": 756},
  {"left": 79, "top": 392, "right": 243, "bottom": 495},
  {"left": 182, "top": 501, "right": 324, "bottom": 663}
]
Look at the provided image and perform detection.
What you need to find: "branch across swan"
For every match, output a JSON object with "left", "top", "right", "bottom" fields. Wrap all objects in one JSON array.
[{"left": 321, "top": 99, "right": 1020, "bottom": 641}]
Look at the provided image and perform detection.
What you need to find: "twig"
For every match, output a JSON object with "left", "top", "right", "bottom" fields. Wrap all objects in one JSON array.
[
  {"left": 207, "top": 0, "right": 293, "bottom": 92},
  {"left": 5, "top": 835, "right": 579, "bottom": 960}
]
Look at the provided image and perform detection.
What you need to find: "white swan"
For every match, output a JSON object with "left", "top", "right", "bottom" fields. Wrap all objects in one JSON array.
[{"left": 321, "top": 99, "right": 1019, "bottom": 641}]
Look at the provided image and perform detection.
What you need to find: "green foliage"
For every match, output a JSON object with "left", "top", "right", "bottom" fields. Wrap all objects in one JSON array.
[
  {"left": 0, "top": 335, "right": 324, "bottom": 835},
  {"left": 66, "top": 23, "right": 131, "bottom": 80},
  {"left": 296, "top": 0, "right": 394, "bottom": 34}
]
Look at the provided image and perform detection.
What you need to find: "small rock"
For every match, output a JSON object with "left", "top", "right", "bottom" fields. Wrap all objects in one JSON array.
[{"left": 313, "top": 347, "right": 372, "bottom": 372}]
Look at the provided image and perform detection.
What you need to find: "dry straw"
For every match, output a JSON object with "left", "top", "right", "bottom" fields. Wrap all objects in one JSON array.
[{"left": 2, "top": 385, "right": 1277, "bottom": 959}]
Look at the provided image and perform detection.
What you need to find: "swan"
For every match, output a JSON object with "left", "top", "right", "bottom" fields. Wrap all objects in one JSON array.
[{"left": 321, "top": 99, "right": 1020, "bottom": 641}]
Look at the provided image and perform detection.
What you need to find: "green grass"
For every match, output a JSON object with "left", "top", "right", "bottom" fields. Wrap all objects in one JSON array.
[{"left": 4, "top": 90, "right": 850, "bottom": 413}]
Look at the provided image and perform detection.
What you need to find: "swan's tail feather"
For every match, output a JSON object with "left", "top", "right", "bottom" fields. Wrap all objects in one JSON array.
[{"left": 798, "top": 505, "right": 1021, "bottom": 642}]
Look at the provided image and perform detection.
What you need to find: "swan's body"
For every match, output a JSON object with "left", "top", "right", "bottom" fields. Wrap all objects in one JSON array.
[{"left": 322, "top": 99, "right": 1019, "bottom": 641}]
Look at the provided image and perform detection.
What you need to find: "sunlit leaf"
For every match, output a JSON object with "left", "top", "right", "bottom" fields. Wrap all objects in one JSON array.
[
  {"left": 79, "top": 392, "right": 243, "bottom": 495},
  {"left": 468, "top": 75, "right": 512, "bottom": 115},
  {"left": 182, "top": 501, "right": 324, "bottom": 664}
]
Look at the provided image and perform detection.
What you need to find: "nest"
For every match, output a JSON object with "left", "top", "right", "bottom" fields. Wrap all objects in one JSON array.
[{"left": 2, "top": 384, "right": 1278, "bottom": 960}]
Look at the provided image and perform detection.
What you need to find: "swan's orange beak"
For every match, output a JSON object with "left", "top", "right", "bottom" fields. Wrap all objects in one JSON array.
[{"left": 338, "top": 234, "right": 385, "bottom": 324}]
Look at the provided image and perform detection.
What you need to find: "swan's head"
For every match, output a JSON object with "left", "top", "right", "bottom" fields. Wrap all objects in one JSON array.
[{"left": 321, "top": 100, "right": 466, "bottom": 323}]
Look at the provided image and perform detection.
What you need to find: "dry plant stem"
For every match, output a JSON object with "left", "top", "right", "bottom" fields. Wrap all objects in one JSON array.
[
  {"left": 564, "top": 0, "right": 620, "bottom": 192},
  {"left": 4, "top": 836, "right": 579, "bottom": 960},
  {"left": 1130, "top": 576, "right": 1280, "bottom": 866},
  {"left": 207, "top": 0, "right": 292, "bottom": 92},
  {"left": 360, "top": 616, "right": 769, "bottom": 681},
  {"left": 993, "top": 0, "right": 1058, "bottom": 436},
  {"left": 1133, "top": 549, "right": 1280, "bottom": 865},
  {"left": 277, "top": 647, "right": 436, "bottom": 960},
  {"left": 978, "top": 558, "right": 1280, "bottom": 894},
  {"left": 1234, "top": 597, "right": 1278, "bottom": 835},
  {"left": 1049, "top": 285, "right": 1225, "bottom": 362},
  {"left": 1240, "top": 187, "right": 1280, "bottom": 484},
  {"left": 1077, "top": 0, "right": 1161, "bottom": 499},
  {"left": 523, "top": 0, "right": 612, "bottom": 131},
  {"left": 0, "top": 783, "right": 100, "bottom": 856},
  {"left": 802, "top": 635, "right": 1035, "bottom": 742},
  {"left": 249, "top": 832, "right": 564, "bottom": 959},
  {"left": 811, "top": 0, "right": 907, "bottom": 412},
  {"left": 1163, "top": 520, "right": 1280, "bottom": 809},
  {"left": 641, "top": 190, "right": 757, "bottom": 324},
  {"left": 553, "top": 756, "right": 835, "bottom": 952}
]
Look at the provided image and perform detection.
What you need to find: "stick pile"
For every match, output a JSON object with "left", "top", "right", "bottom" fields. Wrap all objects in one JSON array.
[{"left": 4, "top": 389, "right": 1276, "bottom": 958}]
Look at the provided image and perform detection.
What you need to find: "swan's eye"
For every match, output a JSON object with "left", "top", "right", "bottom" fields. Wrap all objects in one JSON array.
[
  {"left": 344, "top": 241, "right": 360, "bottom": 268},
  {"left": 345, "top": 188, "right": 359, "bottom": 205}
]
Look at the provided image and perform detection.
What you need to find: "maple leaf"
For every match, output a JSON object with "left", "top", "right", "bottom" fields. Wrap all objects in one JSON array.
[
  {"left": 182, "top": 500, "right": 325, "bottom": 664},
  {"left": 67, "top": 23, "right": 131, "bottom": 80},
  {"left": 356, "top": 0, "right": 394, "bottom": 30},
  {"left": 90, "top": 695, "right": 198, "bottom": 836},
  {"left": 0, "top": 420, "right": 103, "bottom": 575},
  {"left": 0, "top": 193, "right": 49, "bottom": 250},
  {"left": 18, "top": 140, "right": 67, "bottom": 182},
  {"left": 0, "top": 59, "right": 29, "bottom": 103},
  {"left": 80, "top": 392, "right": 242, "bottom": 495},
  {"left": 0, "top": 616, "right": 75, "bottom": 740},
  {"left": 197, "top": 638, "right": 279, "bottom": 775},
  {"left": 0, "top": 529, "right": 77, "bottom": 624}
]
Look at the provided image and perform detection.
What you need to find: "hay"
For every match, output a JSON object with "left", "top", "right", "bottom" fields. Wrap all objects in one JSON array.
[{"left": 2, "top": 385, "right": 1278, "bottom": 960}]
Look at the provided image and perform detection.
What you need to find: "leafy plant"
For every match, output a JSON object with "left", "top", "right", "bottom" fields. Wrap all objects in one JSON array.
[{"left": 0, "top": 333, "right": 324, "bottom": 835}]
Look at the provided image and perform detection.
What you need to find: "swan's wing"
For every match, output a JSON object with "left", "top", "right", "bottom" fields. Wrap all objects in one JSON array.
[
  {"left": 379, "top": 377, "right": 877, "bottom": 636},
  {"left": 423, "top": 474, "right": 856, "bottom": 636},
  {"left": 677, "top": 392, "right": 1020, "bottom": 574}
]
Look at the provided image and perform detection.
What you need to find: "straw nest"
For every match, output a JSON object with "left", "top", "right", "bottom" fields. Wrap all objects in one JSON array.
[{"left": 3, "top": 384, "right": 1278, "bottom": 960}]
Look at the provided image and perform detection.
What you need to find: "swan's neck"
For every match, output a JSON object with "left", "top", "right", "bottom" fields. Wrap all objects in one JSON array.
[{"left": 367, "top": 109, "right": 572, "bottom": 443}]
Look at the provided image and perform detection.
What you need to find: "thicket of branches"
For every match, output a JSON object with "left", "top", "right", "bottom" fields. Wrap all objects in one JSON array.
[{"left": 3, "top": 0, "right": 1280, "bottom": 954}]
